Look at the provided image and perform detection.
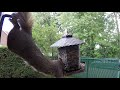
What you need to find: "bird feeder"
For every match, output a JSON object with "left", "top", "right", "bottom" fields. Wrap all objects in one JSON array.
[{"left": 50, "top": 34, "right": 84, "bottom": 72}]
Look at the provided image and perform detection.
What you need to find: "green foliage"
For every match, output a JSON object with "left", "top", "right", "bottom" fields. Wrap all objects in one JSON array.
[
  {"left": 0, "top": 47, "right": 53, "bottom": 78},
  {"left": 56, "top": 12, "right": 119, "bottom": 58},
  {"left": 31, "top": 12, "right": 120, "bottom": 59},
  {"left": 72, "top": 12, "right": 105, "bottom": 57},
  {"left": 32, "top": 12, "right": 61, "bottom": 58}
]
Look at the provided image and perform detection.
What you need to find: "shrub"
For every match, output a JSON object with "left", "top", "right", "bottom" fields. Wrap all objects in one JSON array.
[{"left": 0, "top": 47, "right": 53, "bottom": 78}]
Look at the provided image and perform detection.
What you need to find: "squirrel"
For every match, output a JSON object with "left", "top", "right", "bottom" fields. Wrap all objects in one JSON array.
[
  {"left": 9, "top": 12, "right": 33, "bottom": 36},
  {"left": 7, "top": 12, "right": 65, "bottom": 77}
]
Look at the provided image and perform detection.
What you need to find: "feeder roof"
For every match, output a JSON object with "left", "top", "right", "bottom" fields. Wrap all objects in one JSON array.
[{"left": 50, "top": 34, "right": 84, "bottom": 48}]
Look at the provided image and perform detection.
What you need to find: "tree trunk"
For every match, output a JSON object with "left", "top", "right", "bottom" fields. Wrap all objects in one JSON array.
[
  {"left": 113, "top": 12, "right": 120, "bottom": 46},
  {"left": 113, "top": 12, "right": 120, "bottom": 58}
]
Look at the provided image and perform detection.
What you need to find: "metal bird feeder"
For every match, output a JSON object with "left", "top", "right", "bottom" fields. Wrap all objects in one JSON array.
[{"left": 51, "top": 34, "right": 84, "bottom": 72}]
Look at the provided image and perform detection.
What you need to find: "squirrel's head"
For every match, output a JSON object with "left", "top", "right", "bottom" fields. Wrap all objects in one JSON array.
[{"left": 9, "top": 12, "right": 19, "bottom": 26}]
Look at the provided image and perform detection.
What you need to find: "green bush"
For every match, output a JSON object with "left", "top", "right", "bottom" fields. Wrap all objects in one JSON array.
[{"left": 0, "top": 47, "right": 53, "bottom": 78}]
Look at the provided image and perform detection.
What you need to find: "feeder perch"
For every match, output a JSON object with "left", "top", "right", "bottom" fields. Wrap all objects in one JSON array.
[{"left": 50, "top": 34, "right": 84, "bottom": 73}]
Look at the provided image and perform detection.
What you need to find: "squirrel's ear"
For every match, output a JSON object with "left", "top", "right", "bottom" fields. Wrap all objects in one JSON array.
[{"left": 17, "top": 19, "right": 22, "bottom": 31}]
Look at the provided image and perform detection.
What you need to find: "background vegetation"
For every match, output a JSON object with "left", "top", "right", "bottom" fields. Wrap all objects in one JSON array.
[
  {"left": 32, "top": 12, "right": 120, "bottom": 59},
  {"left": 0, "top": 48, "right": 53, "bottom": 78}
]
